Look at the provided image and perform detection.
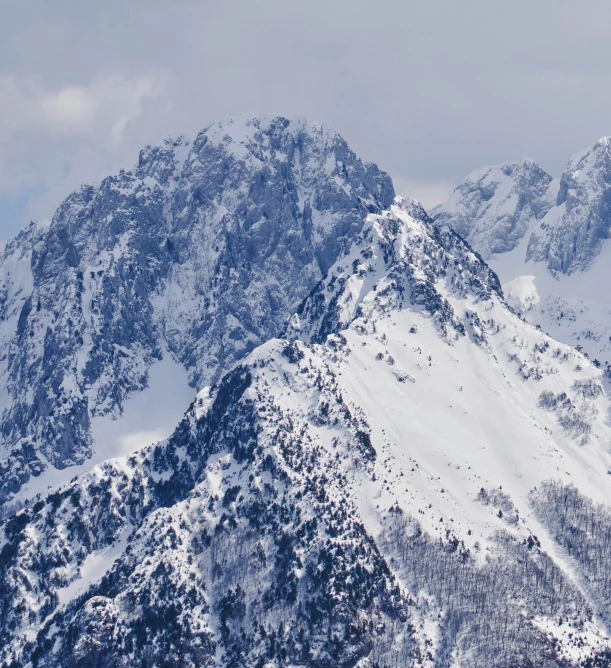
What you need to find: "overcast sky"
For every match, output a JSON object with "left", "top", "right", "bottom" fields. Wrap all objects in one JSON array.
[{"left": 1, "top": 0, "right": 611, "bottom": 237}]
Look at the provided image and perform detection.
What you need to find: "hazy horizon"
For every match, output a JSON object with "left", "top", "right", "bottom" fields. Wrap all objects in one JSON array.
[{"left": 2, "top": 0, "right": 611, "bottom": 237}]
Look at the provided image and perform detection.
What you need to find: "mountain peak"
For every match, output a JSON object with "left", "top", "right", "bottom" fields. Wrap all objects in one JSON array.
[
  {"left": 436, "top": 135, "right": 611, "bottom": 276},
  {"left": 592, "top": 135, "right": 611, "bottom": 150},
  {"left": 526, "top": 135, "right": 611, "bottom": 274},
  {"left": 298, "top": 195, "right": 501, "bottom": 346},
  {"left": 565, "top": 134, "right": 611, "bottom": 177},
  {"left": 0, "top": 115, "right": 394, "bottom": 503},
  {"left": 432, "top": 157, "right": 553, "bottom": 259},
  {"left": 201, "top": 114, "right": 329, "bottom": 137},
  {"left": 195, "top": 115, "right": 340, "bottom": 157}
]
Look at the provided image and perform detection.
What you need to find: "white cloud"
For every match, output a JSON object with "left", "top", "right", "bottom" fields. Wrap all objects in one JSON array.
[
  {"left": 0, "top": 72, "right": 168, "bottom": 208},
  {"left": 392, "top": 177, "right": 455, "bottom": 213},
  {"left": 41, "top": 86, "right": 95, "bottom": 124}
]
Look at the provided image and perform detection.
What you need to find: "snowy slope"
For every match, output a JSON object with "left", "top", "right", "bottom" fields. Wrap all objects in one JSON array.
[
  {"left": 4, "top": 198, "right": 611, "bottom": 666},
  {"left": 0, "top": 116, "right": 394, "bottom": 504}
]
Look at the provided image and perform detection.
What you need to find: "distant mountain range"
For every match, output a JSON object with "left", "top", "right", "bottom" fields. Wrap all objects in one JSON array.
[{"left": 434, "top": 135, "right": 611, "bottom": 379}]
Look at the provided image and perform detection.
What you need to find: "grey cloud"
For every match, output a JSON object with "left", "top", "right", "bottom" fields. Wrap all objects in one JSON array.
[{"left": 2, "top": 0, "right": 611, "bottom": 235}]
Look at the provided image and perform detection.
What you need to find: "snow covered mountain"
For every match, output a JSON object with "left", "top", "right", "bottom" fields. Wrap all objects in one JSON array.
[
  {"left": 0, "top": 116, "right": 394, "bottom": 505},
  {"left": 4, "top": 193, "right": 611, "bottom": 666},
  {"left": 432, "top": 158, "right": 555, "bottom": 260},
  {"left": 433, "top": 136, "right": 611, "bottom": 379},
  {"left": 527, "top": 138, "right": 611, "bottom": 275}
]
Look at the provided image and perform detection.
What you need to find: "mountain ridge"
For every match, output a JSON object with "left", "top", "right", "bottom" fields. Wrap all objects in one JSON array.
[
  {"left": 433, "top": 135, "right": 611, "bottom": 382},
  {"left": 434, "top": 135, "right": 611, "bottom": 276}
]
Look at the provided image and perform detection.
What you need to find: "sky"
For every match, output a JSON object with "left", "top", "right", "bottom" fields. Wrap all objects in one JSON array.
[{"left": 2, "top": 0, "right": 611, "bottom": 238}]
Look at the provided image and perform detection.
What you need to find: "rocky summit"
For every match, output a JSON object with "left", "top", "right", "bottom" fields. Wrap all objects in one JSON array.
[
  {"left": 432, "top": 158, "right": 555, "bottom": 261},
  {"left": 0, "top": 116, "right": 393, "bottom": 504},
  {"left": 433, "top": 137, "right": 611, "bottom": 275}
]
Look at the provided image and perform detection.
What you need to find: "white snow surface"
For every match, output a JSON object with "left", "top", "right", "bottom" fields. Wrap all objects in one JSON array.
[
  {"left": 489, "top": 219, "right": 611, "bottom": 372},
  {"left": 502, "top": 275, "right": 539, "bottom": 312},
  {"left": 303, "top": 202, "right": 611, "bottom": 539},
  {"left": 56, "top": 524, "right": 133, "bottom": 606}
]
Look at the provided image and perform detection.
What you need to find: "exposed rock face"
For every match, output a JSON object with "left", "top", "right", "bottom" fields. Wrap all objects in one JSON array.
[
  {"left": 432, "top": 158, "right": 554, "bottom": 259},
  {"left": 434, "top": 137, "right": 611, "bottom": 376},
  {"left": 0, "top": 116, "right": 394, "bottom": 502},
  {"left": 528, "top": 137, "right": 611, "bottom": 274},
  {"left": 435, "top": 137, "right": 611, "bottom": 276}
]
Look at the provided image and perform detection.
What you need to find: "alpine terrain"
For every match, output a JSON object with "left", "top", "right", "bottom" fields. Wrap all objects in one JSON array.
[{"left": 2, "top": 117, "right": 611, "bottom": 667}]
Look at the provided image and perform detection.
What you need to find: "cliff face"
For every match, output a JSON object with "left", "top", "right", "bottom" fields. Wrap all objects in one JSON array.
[
  {"left": 527, "top": 137, "right": 611, "bottom": 274},
  {"left": 435, "top": 136, "right": 611, "bottom": 276}
]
